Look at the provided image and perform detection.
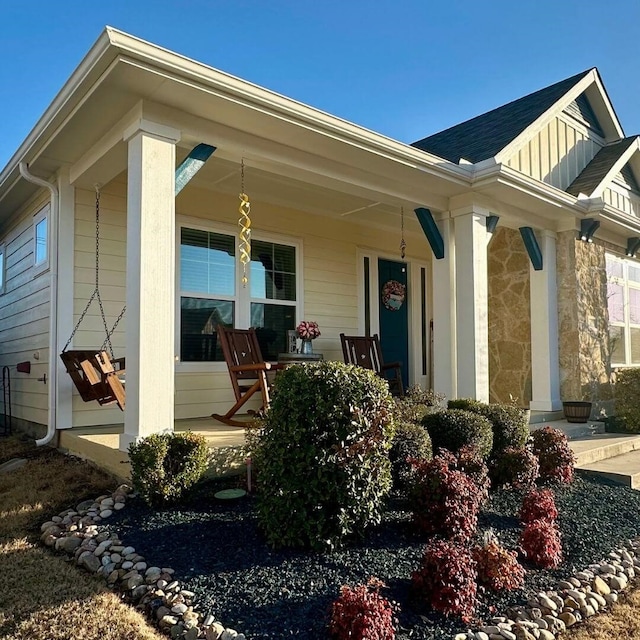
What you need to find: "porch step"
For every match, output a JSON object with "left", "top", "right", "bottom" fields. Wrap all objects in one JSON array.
[
  {"left": 578, "top": 449, "right": 640, "bottom": 489},
  {"left": 529, "top": 410, "right": 565, "bottom": 424}
]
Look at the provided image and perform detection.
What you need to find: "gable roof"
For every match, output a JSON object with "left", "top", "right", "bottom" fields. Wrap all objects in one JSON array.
[
  {"left": 567, "top": 136, "right": 640, "bottom": 197},
  {"left": 411, "top": 69, "right": 593, "bottom": 164}
]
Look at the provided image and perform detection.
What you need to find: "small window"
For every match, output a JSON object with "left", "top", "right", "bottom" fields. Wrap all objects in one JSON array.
[
  {"left": 0, "top": 243, "right": 5, "bottom": 294},
  {"left": 33, "top": 205, "right": 49, "bottom": 274}
]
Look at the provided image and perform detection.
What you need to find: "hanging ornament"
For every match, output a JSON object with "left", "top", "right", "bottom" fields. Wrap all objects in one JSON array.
[
  {"left": 238, "top": 159, "right": 251, "bottom": 287},
  {"left": 400, "top": 206, "right": 406, "bottom": 260}
]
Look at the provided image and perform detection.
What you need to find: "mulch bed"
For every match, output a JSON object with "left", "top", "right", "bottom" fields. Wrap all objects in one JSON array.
[{"left": 109, "top": 473, "right": 640, "bottom": 639}]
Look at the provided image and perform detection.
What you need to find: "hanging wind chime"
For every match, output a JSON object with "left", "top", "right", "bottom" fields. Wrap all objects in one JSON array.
[
  {"left": 238, "top": 159, "right": 251, "bottom": 287},
  {"left": 399, "top": 206, "right": 406, "bottom": 259}
]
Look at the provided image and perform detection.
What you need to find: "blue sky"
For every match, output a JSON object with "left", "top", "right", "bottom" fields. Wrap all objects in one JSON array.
[{"left": 1, "top": 0, "right": 639, "bottom": 170}]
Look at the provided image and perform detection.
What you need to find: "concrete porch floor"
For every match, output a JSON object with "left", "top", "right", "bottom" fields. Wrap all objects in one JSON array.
[
  {"left": 57, "top": 412, "right": 640, "bottom": 487},
  {"left": 58, "top": 417, "right": 248, "bottom": 481}
]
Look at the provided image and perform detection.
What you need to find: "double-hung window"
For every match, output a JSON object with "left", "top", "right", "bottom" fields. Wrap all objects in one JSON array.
[
  {"left": 606, "top": 253, "right": 640, "bottom": 366},
  {"left": 178, "top": 223, "right": 299, "bottom": 364}
]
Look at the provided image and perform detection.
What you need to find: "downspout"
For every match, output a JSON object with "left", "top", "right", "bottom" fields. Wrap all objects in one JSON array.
[{"left": 18, "top": 162, "right": 59, "bottom": 446}]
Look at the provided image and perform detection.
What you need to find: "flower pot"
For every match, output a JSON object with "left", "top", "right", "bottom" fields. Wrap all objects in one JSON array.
[
  {"left": 300, "top": 339, "right": 314, "bottom": 355},
  {"left": 562, "top": 401, "right": 592, "bottom": 423}
]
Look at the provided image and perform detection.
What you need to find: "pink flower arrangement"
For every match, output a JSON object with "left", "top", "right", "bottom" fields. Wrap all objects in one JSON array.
[{"left": 296, "top": 320, "right": 321, "bottom": 340}]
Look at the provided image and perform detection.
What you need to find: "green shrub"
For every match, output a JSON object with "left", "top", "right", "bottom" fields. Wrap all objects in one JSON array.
[
  {"left": 449, "top": 399, "right": 528, "bottom": 457},
  {"left": 615, "top": 368, "right": 640, "bottom": 433},
  {"left": 395, "top": 385, "right": 444, "bottom": 423},
  {"left": 489, "top": 446, "right": 539, "bottom": 489},
  {"left": 389, "top": 422, "right": 432, "bottom": 490},
  {"left": 128, "top": 431, "right": 209, "bottom": 506},
  {"left": 254, "top": 361, "right": 394, "bottom": 550},
  {"left": 422, "top": 409, "right": 493, "bottom": 460},
  {"left": 481, "top": 405, "right": 529, "bottom": 456}
]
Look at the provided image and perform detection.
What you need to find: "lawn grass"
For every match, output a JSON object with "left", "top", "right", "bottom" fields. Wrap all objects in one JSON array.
[{"left": 0, "top": 435, "right": 164, "bottom": 640}]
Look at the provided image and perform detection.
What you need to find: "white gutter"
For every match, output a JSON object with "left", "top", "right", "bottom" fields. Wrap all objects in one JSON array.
[{"left": 19, "top": 162, "right": 59, "bottom": 446}]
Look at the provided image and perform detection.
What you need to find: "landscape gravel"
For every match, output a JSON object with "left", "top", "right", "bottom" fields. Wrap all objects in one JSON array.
[{"left": 108, "top": 472, "right": 640, "bottom": 639}]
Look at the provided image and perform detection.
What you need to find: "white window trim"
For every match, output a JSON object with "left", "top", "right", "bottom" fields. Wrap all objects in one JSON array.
[
  {"left": 607, "top": 253, "right": 640, "bottom": 367},
  {"left": 175, "top": 215, "right": 303, "bottom": 373},
  {"left": 33, "top": 204, "right": 50, "bottom": 276},
  {"left": 0, "top": 242, "right": 5, "bottom": 295}
]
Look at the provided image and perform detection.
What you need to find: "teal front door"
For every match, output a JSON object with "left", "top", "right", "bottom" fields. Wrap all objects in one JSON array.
[{"left": 378, "top": 258, "right": 409, "bottom": 389}]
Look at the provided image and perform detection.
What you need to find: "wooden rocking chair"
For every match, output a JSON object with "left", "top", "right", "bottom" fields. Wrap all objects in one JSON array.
[
  {"left": 340, "top": 333, "right": 404, "bottom": 396},
  {"left": 59, "top": 350, "right": 126, "bottom": 410},
  {"left": 212, "top": 326, "right": 285, "bottom": 427}
]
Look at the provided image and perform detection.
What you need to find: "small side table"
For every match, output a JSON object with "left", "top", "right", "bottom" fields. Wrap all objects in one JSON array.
[{"left": 278, "top": 353, "right": 323, "bottom": 364}]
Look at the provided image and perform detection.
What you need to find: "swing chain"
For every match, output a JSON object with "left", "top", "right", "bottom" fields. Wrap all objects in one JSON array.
[{"left": 62, "top": 187, "right": 126, "bottom": 356}]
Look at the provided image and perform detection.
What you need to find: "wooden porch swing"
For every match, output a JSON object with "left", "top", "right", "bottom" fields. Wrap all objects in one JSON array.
[{"left": 60, "top": 188, "right": 126, "bottom": 410}]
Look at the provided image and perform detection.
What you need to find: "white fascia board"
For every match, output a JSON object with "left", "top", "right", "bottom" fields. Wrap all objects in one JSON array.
[
  {"left": 0, "top": 30, "right": 117, "bottom": 191},
  {"left": 589, "top": 137, "right": 640, "bottom": 199},
  {"left": 495, "top": 69, "right": 624, "bottom": 164},
  {"left": 105, "top": 28, "right": 472, "bottom": 185},
  {"left": 598, "top": 204, "right": 640, "bottom": 235},
  {"left": 473, "top": 163, "right": 585, "bottom": 212}
]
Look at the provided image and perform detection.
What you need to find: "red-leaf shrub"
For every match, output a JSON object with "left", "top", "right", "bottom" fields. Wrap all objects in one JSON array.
[
  {"left": 411, "top": 539, "right": 477, "bottom": 621},
  {"left": 329, "top": 577, "right": 397, "bottom": 640},
  {"left": 456, "top": 445, "right": 491, "bottom": 503},
  {"left": 409, "top": 449, "right": 485, "bottom": 541},
  {"left": 490, "top": 446, "right": 540, "bottom": 489},
  {"left": 519, "top": 488, "right": 558, "bottom": 524},
  {"left": 473, "top": 533, "right": 526, "bottom": 591},
  {"left": 530, "top": 426, "right": 575, "bottom": 484},
  {"left": 519, "top": 519, "right": 563, "bottom": 569}
]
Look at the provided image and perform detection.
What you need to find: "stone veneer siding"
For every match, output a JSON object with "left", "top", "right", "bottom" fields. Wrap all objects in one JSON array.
[
  {"left": 488, "top": 227, "right": 532, "bottom": 405},
  {"left": 556, "top": 231, "right": 613, "bottom": 413}
]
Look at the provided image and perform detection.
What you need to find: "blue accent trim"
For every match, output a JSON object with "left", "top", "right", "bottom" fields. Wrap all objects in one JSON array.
[
  {"left": 414, "top": 208, "right": 444, "bottom": 259},
  {"left": 519, "top": 227, "right": 543, "bottom": 271},
  {"left": 627, "top": 237, "right": 640, "bottom": 257},
  {"left": 486, "top": 215, "right": 500, "bottom": 233},
  {"left": 175, "top": 143, "right": 216, "bottom": 195},
  {"left": 579, "top": 218, "right": 600, "bottom": 243}
]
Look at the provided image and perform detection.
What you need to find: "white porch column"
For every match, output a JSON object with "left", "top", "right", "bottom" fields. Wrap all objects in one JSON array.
[
  {"left": 432, "top": 216, "right": 457, "bottom": 400},
  {"left": 529, "top": 230, "right": 562, "bottom": 411},
  {"left": 454, "top": 208, "right": 489, "bottom": 401},
  {"left": 55, "top": 169, "right": 75, "bottom": 429},
  {"left": 120, "top": 120, "right": 180, "bottom": 452}
]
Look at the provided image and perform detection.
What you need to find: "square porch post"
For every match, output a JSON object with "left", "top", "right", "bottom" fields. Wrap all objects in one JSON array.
[
  {"left": 431, "top": 216, "right": 457, "bottom": 400},
  {"left": 453, "top": 208, "right": 490, "bottom": 402},
  {"left": 529, "top": 230, "right": 562, "bottom": 411},
  {"left": 119, "top": 120, "right": 180, "bottom": 452}
]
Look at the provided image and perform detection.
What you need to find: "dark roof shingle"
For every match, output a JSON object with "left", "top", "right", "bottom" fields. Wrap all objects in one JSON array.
[
  {"left": 411, "top": 69, "right": 593, "bottom": 164},
  {"left": 566, "top": 137, "right": 638, "bottom": 197}
]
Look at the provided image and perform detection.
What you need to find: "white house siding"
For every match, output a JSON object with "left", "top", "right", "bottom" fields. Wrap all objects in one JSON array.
[
  {"left": 0, "top": 192, "right": 52, "bottom": 427},
  {"left": 603, "top": 184, "right": 640, "bottom": 218},
  {"left": 70, "top": 174, "right": 430, "bottom": 425},
  {"left": 505, "top": 114, "right": 603, "bottom": 190}
]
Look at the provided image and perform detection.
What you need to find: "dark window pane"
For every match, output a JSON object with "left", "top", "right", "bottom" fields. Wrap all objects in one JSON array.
[
  {"left": 180, "top": 228, "right": 235, "bottom": 296},
  {"left": 364, "top": 257, "right": 370, "bottom": 336},
  {"left": 631, "top": 328, "right": 640, "bottom": 364},
  {"left": 180, "top": 297, "right": 234, "bottom": 362},
  {"left": 250, "top": 240, "right": 296, "bottom": 301},
  {"left": 610, "top": 325, "right": 626, "bottom": 364},
  {"left": 250, "top": 303, "right": 296, "bottom": 361}
]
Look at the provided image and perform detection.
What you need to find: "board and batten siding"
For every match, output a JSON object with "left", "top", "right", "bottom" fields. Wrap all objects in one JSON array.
[
  {"left": 505, "top": 114, "right": 603, "bottom": 191},
  {"left": 0, "top": 192, "right": 52, "bottom": 427},
  {"left": 70, "top": 174, "right": 429, "bottom": 424},
  {"left": 603, "top": 184, "right": 640, "bottom": 218}
]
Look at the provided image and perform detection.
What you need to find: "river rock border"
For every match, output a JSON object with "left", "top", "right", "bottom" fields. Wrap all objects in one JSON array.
[
  {"left": 454, "top": 541, "right": 640, "bottom": 640},
  {"left": 39, "top": 484, "right": 245, "bottom": 640}
]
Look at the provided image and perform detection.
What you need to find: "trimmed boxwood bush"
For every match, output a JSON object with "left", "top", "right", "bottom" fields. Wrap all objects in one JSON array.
[
  {"left": 422, "top": 409, "right": 493, "bottom": 460},
  {"left": 254, "top": 361, "right": 394, "bottom": 550},
  {"left": 128, "top": 431, "right": 209, "bottom": 506},
  {"left": 449, "top": 398, "right": 529, "bottom": 457},
  {"left": 389, "top": 422, "right": 432, "bottom": 490}
]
